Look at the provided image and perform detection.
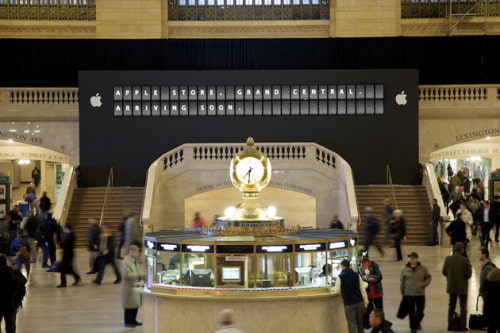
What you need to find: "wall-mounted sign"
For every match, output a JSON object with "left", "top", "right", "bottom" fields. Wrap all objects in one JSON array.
[
  {"left": 256, "top": 245, "right": 293, "bottom": 253},
  {"left": 295, "top": 243, "right": 326, "bottom": 252},
  {"left": 182, "top": 244, "right": 214, "bottom": 253}
]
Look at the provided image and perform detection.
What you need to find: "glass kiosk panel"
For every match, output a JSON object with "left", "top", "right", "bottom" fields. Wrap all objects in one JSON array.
[
  {"left": 327, "top": 240, "right": 350, "bottom": 283},
  {"left": 154, "top": 242, "right": 182, "bottom": 286},
  {"left": 294, "top": 242, "right": 327, "bottom": 286},
  {"left": 215, "top": 255, "right": 254, "bottom": 288},
  {"left": 144, "top": 239, "right": 157, "bottom": 289},
  {"left": 180, "top": 244, "right": 215, "bottom": 287},
  {"left": 256, "top": 244, "right": 293, "bottom": 288}
]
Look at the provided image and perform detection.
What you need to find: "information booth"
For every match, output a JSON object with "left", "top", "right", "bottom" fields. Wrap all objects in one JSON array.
[
  {"left": 141, "top": 137, "right": 357, "bottom": 332},
  {"left": 142, "top": 229, "right": 357, "bottom": 333}
]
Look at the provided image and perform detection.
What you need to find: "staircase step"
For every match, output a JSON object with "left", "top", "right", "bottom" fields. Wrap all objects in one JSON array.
[
  {"left": 66, "top": 187, "right": 144, "bottom": 248},
  {"left": 356, "top": 185, "right": 431, "bottom": 246}
]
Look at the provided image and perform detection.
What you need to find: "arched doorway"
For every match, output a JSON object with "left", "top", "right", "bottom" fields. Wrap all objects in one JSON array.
[
  {"left": 429, "top": 136, "right": 500, "bottom": 200},
  {"left": 0, "top": 139, "right": 70, "bottom": 214}
]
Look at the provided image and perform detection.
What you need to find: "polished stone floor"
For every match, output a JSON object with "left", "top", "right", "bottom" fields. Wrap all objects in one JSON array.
[{"left": 3, "top": 234, "right": 499, "bottom": 333}]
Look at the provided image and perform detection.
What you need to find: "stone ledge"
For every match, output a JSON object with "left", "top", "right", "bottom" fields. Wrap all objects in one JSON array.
[
  {"left": 0, "top": 20, "right": 96, "bottom": 38},
  {"left": 166, "top": 20, "right": 331, "bottom": 38}
]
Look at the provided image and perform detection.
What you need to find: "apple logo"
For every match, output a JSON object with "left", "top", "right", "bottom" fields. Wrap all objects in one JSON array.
[
  {"left": 395, "top": 91, "right": 407, "bottom": 106},
  {"left": 90, "top": 93, "right": 102, "bottom": 108}
]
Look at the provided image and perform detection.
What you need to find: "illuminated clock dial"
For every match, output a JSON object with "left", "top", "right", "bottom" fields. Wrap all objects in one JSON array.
[{"left": 235, "top": 157, "right": 265, "bottom": 185}]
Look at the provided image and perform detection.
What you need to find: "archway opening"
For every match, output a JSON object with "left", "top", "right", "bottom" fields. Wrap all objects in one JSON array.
[
  {"left": 184, "top": 187, "right": 316, "bottom": 228},
  {"left": 0, "top": 139, "right": 70, "bottom": 214}
]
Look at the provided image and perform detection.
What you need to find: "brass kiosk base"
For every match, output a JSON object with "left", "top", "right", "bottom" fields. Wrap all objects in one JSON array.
[{"left": 142, "top": 288, "right": 348, "bottom": 333}]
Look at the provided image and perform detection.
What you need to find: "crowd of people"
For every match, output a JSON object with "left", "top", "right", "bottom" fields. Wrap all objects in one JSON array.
[
  {"left": 0, "top": 189, "right": 146, "bottom": 331},
  {"left": 334, "top": 188, "right": 500, "bottom": 333}
]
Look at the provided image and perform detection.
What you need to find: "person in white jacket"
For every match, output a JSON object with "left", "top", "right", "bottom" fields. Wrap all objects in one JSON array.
[{"left": 456, "top": 203, "right": 473, "bottom": 244}]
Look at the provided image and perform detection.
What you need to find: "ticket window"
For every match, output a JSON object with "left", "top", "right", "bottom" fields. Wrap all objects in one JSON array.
[
  {"left": 256, "top": 253, "right": 292, "bottom": 288},
  {"left": 180, "top": 253, "right": 215, "bottom": 287},
  {"left": 215, "top": 255, "right": 254, "bottom": 288},
  {"left": 155, "top": 252, "right": 183, "bottom": 285},
  {"left": 327, "top": 248, "right": 349, "bottom": 282},
  {"left": 294, "top": 251, "right": 327, "bottom": 286}
]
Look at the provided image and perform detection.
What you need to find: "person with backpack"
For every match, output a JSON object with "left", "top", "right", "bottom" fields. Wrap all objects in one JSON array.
[{"left": 0, "top": 254, "right": 27, "bottom": 333}]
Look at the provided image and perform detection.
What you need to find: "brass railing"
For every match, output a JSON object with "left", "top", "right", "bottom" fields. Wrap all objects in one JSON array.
[
  {"left": 168, "top": 0, "right": 329, "bottom": 21},
  {"left": 402, "top": 0, "right": 500, "bottom": 19},
  {"left": 99, "top": 167, "right": 114, "bottom": 226},
  {"left": 385, "top": 165, "right": 399, "bottom": 210},
  {"left": 0, "top": 1, "right": 96, "bottom": 20}
]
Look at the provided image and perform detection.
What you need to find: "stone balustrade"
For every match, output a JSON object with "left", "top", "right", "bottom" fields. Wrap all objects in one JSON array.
[
  {"left": 0, "top": 87, "right": 78, "bottom": 121},
  {"left": 2, "top": 84, "right": 500, "bottom": 120}
]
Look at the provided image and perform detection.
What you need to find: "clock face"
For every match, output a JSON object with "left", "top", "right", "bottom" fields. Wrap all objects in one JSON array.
[{"left": 235, "top": 157, "right": 265, "bottom": 185}]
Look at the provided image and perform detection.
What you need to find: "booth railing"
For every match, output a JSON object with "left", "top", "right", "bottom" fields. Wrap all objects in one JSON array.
[{"left": 143, "top": 141, "right": 359, "bottom": 232}]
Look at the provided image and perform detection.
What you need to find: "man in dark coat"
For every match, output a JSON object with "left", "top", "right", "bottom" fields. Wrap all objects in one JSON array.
[
  {"left": 335, "top": 259, "right": 368, "bottom": 333},
  {"left": 0, "top": 255, "right": 18, "bottom": 333},
  {"left": 93, "top": 225, "right": 121, "bottom": 285},
  {"left": 430, "top": 198, "right": 441, "bottom": 246},
  {"left": 442, "top": 242, "right": 472, "bottom": 331},
  {"left": 484, "top": 267, "right": 500, "bottom": 332},
  {"left": 57, "top": 224, "right": 81, "bottom": 288},
  {"left": 87, "top": 218, "right": 100, "bottom": 274},
  {"left": 446, "top": 213, "right": 467, "bottom": 255},
  {"left": 475, "top": 201, "right": 494, "bottom": 247}
]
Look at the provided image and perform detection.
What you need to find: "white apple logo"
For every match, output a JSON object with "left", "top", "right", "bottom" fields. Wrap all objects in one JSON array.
[
  {"left": 395, "top": 91, "right": 407, "bottom": 106},
  {"left": 90, "top": 93, "right": 102, "bottom": 107}
]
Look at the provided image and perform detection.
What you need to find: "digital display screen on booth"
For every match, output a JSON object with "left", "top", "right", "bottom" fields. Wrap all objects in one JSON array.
[{"left": 222, "top": 267, "right": 241, "bottom": 283}]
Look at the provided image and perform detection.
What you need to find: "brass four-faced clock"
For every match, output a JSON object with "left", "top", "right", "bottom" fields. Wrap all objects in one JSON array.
[{"left": 230, "top": 137, "right": 271, "bottom": 195}]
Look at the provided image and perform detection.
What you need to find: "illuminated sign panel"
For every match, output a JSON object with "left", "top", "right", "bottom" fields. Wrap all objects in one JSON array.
[
  {"left": 329, "top": 241, "right": 347, "bottom": 249},
  {"left": 157, "top": 243, "right": 179, "bottom": 251},
  {"left": 182, "top": 244, "right": 214, "bottom": 253},
  {"left": 295, "top": 243, "right": 326, "bottom": 252},
  {"left": 256, "top": 245, "right": 293, "bottom": 253}
]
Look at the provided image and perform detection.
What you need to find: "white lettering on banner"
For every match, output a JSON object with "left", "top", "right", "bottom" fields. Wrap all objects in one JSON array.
[
  {"left": 112, "top": 84, "right": 386, "bottom": 116},
  {"left": 455, "top": 128, "right": 500, "bottom": 142}
]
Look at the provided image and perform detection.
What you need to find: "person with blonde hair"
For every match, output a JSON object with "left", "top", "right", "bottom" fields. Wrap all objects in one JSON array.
[{"left": 214, "top": 309, "right": 245, "bottom": 333}]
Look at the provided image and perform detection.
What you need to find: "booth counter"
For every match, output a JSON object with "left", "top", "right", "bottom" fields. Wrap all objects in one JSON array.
[{"left": 141, "top": 228, "right": 357, "bottom": 333}]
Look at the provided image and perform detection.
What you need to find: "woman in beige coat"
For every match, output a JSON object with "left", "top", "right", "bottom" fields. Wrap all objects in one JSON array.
[{"left": 121, "top": 244, "right": 143, "bottom": 328}]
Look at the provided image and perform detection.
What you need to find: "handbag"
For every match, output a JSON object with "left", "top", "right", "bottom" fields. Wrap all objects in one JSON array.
[
  {"left": 469, "top": 296, "right": 485, "bottom": 329},
  {"left": 397, "top": 296, "right": 409, "bottom": 319},
  {"left": 49, "top": 261, "right": 62, "bottom": 273},
  {"left": 17, "top": 246, "right": 31, "bottom": 262}
]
